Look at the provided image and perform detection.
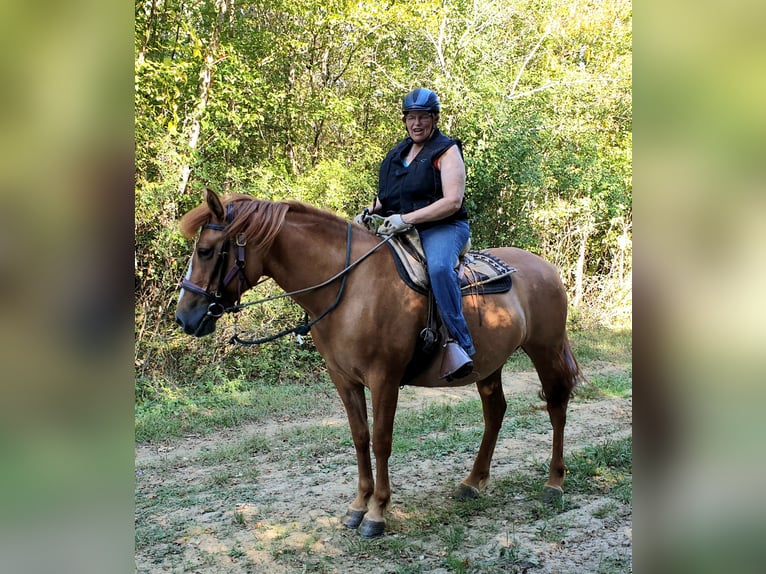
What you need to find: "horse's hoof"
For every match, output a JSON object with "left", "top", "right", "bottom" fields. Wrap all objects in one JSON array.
[
  {"left": 542, "top": 484, "right": 564, "bottom": 504},
  {"left": 358, "top": 517, "right": 386, "bottom": 538},
  {"left": 342, "top": 509, "right": 367, "bottom": 529},
  {"left": 454, "top": 482, "right": 481, "bottom": 500}
]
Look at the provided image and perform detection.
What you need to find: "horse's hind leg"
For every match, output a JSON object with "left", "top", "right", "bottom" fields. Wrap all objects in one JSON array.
[
  {"left": 456, "top": 367, "right": 506, "bottom": 499},
  {"left": 523, "top": 338, "right": 580, "bottom": 501}
]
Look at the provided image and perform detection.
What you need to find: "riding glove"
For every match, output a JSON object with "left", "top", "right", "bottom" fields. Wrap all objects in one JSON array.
[
  {"left": 378, "top": 214, "right": 412, "bottom": 235},
  {"left": 352, "top": 210, "right": 368, "bottom": 226}
]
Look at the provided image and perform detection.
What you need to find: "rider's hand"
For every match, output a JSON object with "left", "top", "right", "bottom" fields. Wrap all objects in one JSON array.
[
  {"left": 378, "top": 214, "right": 412, "bottom": 235},
  {"left": 352, "top": 208, "right": 370, "bottom": 227}
]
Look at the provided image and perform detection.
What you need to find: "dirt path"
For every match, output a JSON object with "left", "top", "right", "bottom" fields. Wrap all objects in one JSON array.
[{"left": 135, "top": 368, "right": 632, "bottom": 573}]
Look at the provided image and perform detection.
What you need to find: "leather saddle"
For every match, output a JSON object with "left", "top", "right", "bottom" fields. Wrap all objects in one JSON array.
[{"left": 384, "top": 228, "right": 516, "bottom": 296}]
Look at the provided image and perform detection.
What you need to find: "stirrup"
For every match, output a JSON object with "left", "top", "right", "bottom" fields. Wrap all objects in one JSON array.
[{"left": 440, "top": 341, "right": 473, "bottom": 380}]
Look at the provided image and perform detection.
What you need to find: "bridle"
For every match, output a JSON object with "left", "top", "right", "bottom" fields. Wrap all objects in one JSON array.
[
  {"left": 179, "top": 203, "right": 252, "bottom": 321},
  {"left": 179, "top": 202, "right": 397, "bottom": 344}
]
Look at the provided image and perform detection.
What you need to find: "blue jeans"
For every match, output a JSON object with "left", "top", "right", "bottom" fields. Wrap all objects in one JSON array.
[{"left": 418, "top": 220, "right": 475, "bottom": 356}]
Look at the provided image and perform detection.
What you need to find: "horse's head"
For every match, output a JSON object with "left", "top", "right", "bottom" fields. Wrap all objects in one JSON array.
[{"left": 175, "top": 189, "right": 268, "bottom": 336}]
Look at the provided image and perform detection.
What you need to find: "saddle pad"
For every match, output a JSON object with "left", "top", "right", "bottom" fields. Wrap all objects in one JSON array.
[{"left": 386, "top": 231, "right": 516, "bottom": 296}]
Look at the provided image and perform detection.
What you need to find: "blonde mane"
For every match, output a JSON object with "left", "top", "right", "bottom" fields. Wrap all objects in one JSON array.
[
  {"left": 179, "top": 194, "right": 289, "bottom": 254},
  {"left": 179, "top": 194, "right": 345, "bottom": 252}
]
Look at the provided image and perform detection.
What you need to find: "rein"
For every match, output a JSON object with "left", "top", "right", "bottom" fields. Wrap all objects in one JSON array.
[
  {"left": 229, "top": 224, "right": 396, "bottom": 346},
  {"left": 228, "top": 228, "right": 394, "bottom": 312}
]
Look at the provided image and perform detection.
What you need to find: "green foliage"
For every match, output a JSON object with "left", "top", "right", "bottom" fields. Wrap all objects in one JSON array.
[{"left": 135, "top": 0, "right": 632, "bottom": 378}]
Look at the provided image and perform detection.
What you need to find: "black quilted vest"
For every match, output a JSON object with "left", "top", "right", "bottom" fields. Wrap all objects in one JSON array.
[{"left": 377, "top": 128, "right": 468, "bottom": 228}]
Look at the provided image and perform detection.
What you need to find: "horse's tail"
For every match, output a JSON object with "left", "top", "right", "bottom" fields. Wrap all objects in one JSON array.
[
  {"left": 562, "top": 336, "right": 585, "bottom": 388},
  {"left": 534, "top": 336, "right": 585, "bottom": 403}
]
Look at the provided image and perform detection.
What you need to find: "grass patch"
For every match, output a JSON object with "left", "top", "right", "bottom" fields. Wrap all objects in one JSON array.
[
  {"left": 276, "top": 423, "right": 352, "bottom": 458},
  {"left": 536, "top": 519, "right": 569, "bottom": 543},
  {"left": 441, "top": 525, "right": 466, "bottom": 550},
  {"left": 592, "top": 371, "right": 632, "bottom": 398},
  {"left": 390, "top": 396, "right": 549, "bottom": 460},
  {"left": 393, "top": 428, "right": 483, "bottom": 459},
  {"left": 394, "top": 400, "right": 484, "bottom": 433},
  {"left": 135, "top": 381, "right": 338, "bottom": 442},
  {"left": 136, "top": 326, "right": 631, "bottom": 444},
  {"left": 391, "top": 401, "right": 483, "bottom": 459},
  {"left": 565, "top": 436, "right": 632, "bottom": 503},
  {"left": 598, "top": 555, "right": 632, "bottom": 573},
  {"left": 444, "top": 552, "right": 470, "bottom": 573},
  {"left": 502, "top": 396, "right": 550, "bottom": 434},
  {"left": 209, "top": 469, "right": 235, "bottom": 486},
  {"left": 135, "top": 522, "right": 176, "bottom": 551},
  {"left": 198, "top": 434, "right": 271, "bottom": 465},
  {"left": 391, "top": 565, "right": 424, "bottom": 574},
  {"left": 395, "top": 397, "right": 546, "bottom": 437},
  {"left": 576, "top": 371, "right": 632, "bottom": 400},
  {"left": 593, "top": 501, "right": 619, "bottom": 519},
  {"left": 568, "top": 326, "right": 632, "bottom": 365},
  {"left": 489, "top": 467, "right": 585, "bottom": 520},
  {"left": 504, "top": 350, "right": 535, "bottom": 372}
]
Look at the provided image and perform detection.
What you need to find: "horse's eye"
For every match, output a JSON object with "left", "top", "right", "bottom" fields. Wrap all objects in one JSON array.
[{"left": 197, "top": 246, "right": 214, "bottom": 259}]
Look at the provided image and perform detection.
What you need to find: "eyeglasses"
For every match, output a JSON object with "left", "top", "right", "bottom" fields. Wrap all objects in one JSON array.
[{"left": 404, "top": 113, "right": 433, "bottom": 123}]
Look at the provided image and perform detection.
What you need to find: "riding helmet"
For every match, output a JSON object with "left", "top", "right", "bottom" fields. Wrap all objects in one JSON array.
[{"left": 402, "top": 88, "right": 440, "bottom": 113}]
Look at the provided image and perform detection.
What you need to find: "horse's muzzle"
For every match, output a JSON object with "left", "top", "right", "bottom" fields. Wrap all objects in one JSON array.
[{"left": 175, "top": 307, "right": 217, "bottom": 337}]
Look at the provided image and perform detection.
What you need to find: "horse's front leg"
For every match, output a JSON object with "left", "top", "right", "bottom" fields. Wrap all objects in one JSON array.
[
  {"left": 330, "top": 373, "right": 374, "bottom": 529},
  {"left": 358, "top": 380, "right": 400, "bottom": 538}
]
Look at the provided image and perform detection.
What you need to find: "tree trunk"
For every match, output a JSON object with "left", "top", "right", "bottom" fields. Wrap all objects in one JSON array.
[
  {"left": 136, "top": 0, "right": 160, "bottom": 66},
  {"left": 177, "top": 0, "right": 228, "bottom": 198},
  {"left": 572, "top": 225, "right": 588, "bottom": 308}
]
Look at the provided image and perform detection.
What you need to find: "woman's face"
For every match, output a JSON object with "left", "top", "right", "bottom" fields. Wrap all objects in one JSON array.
[{"left": 403, "top": 112, "right": 436, "bottom": 143}]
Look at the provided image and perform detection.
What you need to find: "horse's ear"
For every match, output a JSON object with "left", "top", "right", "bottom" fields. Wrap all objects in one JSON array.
[{"left": 204, "top": 188, "right": 225, "bottom": 221}]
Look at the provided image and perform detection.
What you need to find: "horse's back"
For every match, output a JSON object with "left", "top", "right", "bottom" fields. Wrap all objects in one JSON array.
[{"left": 484, "top": 246, "right": 569, "bottom": 342}]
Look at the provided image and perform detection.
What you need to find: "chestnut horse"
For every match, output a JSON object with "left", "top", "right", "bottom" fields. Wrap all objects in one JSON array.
[{"left": 175, "top": 189, "right": 583, "bottom": 538}]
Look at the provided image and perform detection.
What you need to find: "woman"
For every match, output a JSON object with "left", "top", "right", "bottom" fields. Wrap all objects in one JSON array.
[{"left": 358, "top": 87, "right": 475, "bottom": 379}]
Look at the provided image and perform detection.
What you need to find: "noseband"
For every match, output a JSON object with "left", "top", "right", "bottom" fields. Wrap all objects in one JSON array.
[{"left": 180, "top": 203, "right": 252, "bottom": 319}]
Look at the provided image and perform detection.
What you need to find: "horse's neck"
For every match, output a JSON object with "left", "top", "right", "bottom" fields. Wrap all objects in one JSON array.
[{"left": 263, "top": 216, "right": 358, "bottom": 314}]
